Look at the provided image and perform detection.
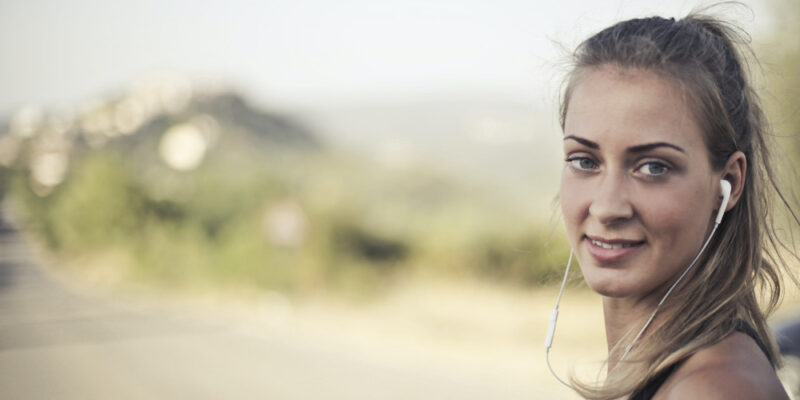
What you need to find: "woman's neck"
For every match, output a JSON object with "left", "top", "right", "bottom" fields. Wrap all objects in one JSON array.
[
  {"left": 602, "top": 266, "right": 701, "bottom": 370},
  {"left": 602, "top": 295, "right": 659, "bottom": 369}
]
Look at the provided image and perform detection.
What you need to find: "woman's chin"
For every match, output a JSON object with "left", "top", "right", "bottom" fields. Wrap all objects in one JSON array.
[
  {"left": 590, "top": 284, "right": 633, "bottom": 298},
  {"left": 583, "top": 274, "right": 637, "bottom": 298}
]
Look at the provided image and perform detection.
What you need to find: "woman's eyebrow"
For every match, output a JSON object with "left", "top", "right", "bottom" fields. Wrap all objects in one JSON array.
[
  {"left": 563, "top": 135, "right": 685, "bottom": 154},
  {"left": 563, "top": 135, "right": 598, "bottom": 148},
  {"left": 627, "top": 142, "right": 686, "bottom": 153}
]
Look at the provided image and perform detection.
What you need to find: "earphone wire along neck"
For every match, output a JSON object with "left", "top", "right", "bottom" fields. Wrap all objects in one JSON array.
[
  {"left": 546, "top": 180, "right": 730, "bottom": 388},
  {"left": 545, "top": 223, "right": 720, "bottom": 390},
  {"left": 617, "top": 221, "right": 720, "bottom": 364},
  {"left": 618, "top": 179, "right": 729, "bottom": 364}
]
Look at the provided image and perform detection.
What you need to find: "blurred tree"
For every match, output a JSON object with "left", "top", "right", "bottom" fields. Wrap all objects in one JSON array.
[{"left": 762, "top": 0, "right": 800, "bottom": 163}]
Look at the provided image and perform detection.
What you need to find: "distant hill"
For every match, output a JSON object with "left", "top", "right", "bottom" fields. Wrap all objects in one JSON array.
[{"left": 0, "top": 78, "right": 321, "bottom": 194}]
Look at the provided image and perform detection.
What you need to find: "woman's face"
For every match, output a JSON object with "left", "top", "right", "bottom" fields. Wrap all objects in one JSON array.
[{"left": 560, "top": 66, "right": 720, "bottom": 302}]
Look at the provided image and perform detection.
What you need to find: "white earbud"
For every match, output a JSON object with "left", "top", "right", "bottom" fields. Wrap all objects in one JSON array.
[{"left": 716, "top": 179, "right": 731, "bottom": 224}]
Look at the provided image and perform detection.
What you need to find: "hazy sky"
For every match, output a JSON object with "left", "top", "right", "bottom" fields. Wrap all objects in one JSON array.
[{"left": 0, "top": 0, "right": 771, "bottom": 115}]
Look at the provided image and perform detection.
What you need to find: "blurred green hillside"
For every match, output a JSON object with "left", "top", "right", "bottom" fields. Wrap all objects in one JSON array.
[{"left": 0, "top": 80, "right": 570, "bottom": 299}]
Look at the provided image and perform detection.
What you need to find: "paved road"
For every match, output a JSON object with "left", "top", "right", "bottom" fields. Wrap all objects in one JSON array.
[{"left": 0, "top": 207, "right": 566, "bottom": 399}]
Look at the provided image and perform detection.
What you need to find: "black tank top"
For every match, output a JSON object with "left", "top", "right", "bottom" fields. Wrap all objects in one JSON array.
[{"left": 629, "top": 320, "right": 770, "bottom": 400}]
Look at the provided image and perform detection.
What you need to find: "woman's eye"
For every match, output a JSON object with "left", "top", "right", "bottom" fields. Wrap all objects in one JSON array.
[
  {"left": 566, "top": 157, "right": 598, "bottom": 171},
  {"left": 637, "top": 162, "right": 670, "bottom": 177}
]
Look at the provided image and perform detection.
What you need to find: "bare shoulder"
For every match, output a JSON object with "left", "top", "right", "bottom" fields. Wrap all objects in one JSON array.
[{"left": 656, "top": 332, "right": 789, "bottom": 400}]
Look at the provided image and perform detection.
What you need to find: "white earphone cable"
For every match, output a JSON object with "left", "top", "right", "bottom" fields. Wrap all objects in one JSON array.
[
  {"left": 545, "top": 223, "right": 719, "bottom": 389},
  {"left": 544, "top": 250, "right": 574, "bottom": 389},
  {"left": 546, "top": 181, "right": 729, "bottom": 390},
  {"left": 617, "top": 221, "right": 720, "bottom": 364}
]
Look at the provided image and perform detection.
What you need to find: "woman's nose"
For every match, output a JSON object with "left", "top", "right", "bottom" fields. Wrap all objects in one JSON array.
[{"left": 589, "top": 174, "right": 634, "bottom": 225}]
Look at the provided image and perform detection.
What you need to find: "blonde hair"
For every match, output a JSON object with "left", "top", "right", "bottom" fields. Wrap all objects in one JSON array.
[{"left": 559, "top": 6, "right": 800, "bottom": 399}]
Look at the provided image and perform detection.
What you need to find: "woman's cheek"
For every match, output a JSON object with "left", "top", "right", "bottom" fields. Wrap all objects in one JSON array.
[{"left": 560, "top": 177, "right": 587, "bottom": 246}]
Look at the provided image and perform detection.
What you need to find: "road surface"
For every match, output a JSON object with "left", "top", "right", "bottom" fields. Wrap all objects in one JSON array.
[{"left": 0, "top": 206, "right": 566, "bottom": 399}]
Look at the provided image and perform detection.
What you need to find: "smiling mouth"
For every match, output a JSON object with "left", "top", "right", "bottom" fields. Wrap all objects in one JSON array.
[
  {"left": 584, "top": 236, "right": 646, "bottom": 263},
  {"left": 589, "top": 239, "right": 641, "bottom": 249}
]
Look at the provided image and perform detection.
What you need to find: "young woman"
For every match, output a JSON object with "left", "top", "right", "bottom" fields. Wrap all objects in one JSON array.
[{"left": 551, "top": 9, "right": 798, "bottom": 400}]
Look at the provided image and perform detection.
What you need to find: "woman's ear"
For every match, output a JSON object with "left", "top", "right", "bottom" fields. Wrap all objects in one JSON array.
[{"left": 721, "top": 151, "right": 747, "bottom": 211}]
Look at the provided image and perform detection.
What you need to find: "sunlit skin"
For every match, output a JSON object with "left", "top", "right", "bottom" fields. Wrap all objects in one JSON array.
[
  {"left": 560, "top": 65, "right": 742, "bottom": 354},
  {"left": 558, "top": 66, "right": 792, "bottom": 399},
  {"left": 561, "top": 66, "right": 721, "bottom": 309}
]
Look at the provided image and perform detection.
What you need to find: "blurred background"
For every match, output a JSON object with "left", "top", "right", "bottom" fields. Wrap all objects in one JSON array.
[{"left": 0, "top": 0, "right": 798, "bottom": 399}]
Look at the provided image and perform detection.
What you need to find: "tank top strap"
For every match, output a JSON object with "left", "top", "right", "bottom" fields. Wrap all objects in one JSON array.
[
  {"left": 735, "top": 319, "right": 771, "bottom": 360},
  {"left": 629, "top": 319, "right": 770, "bottom": 400}
]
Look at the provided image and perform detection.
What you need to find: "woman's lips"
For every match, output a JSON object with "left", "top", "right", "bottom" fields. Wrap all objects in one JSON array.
[{"left": 584, "top": 236, "right": 645, "bottom": 263}]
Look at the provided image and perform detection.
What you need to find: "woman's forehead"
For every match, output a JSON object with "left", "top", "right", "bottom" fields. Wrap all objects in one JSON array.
[{"left": 564, "top": 66, "right": 704, "bottom": 150}]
